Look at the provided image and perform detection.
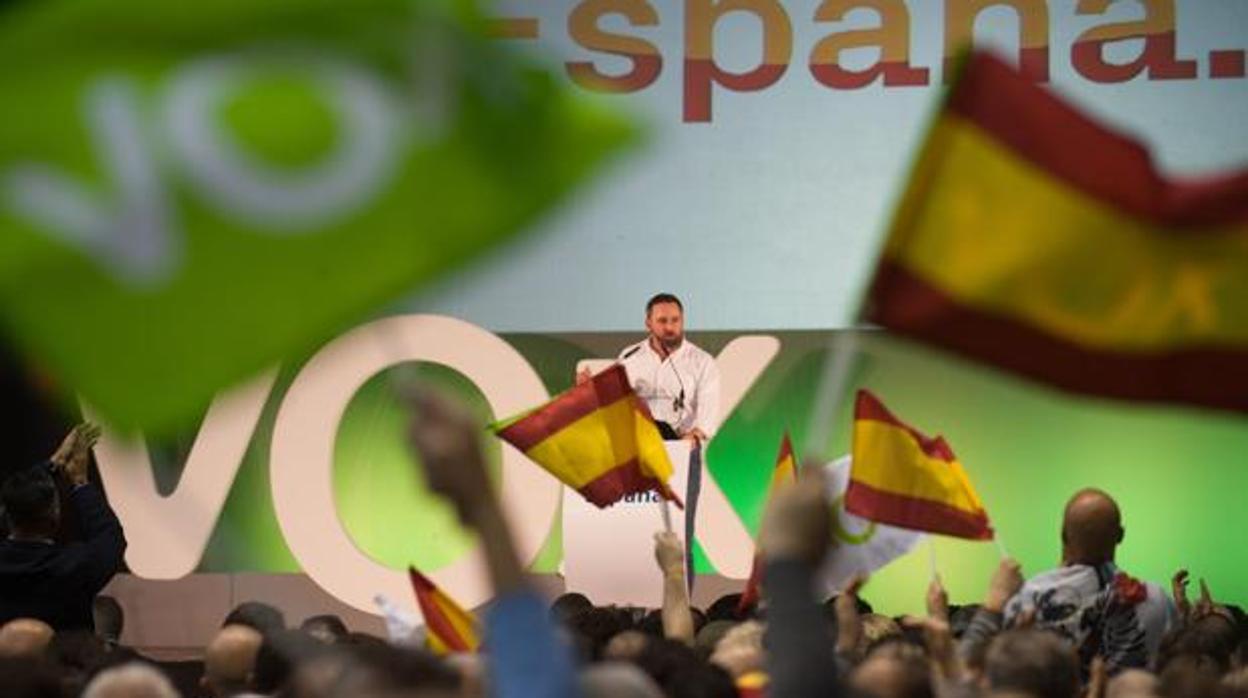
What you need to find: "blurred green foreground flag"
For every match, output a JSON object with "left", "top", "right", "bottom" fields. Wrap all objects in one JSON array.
[{"left": 0, "top": 0, "right": 637, "bottom": 434}]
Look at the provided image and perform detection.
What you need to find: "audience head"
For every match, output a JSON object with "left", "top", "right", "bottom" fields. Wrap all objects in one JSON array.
[
  {"left": 1157, "top": 613, "right": 1241, "bottom": 674},
  {"left": 48, "top": 630, "right": 112, "bottom": 695},
  {"left": 1106, "top": 668, "right": 1160, "bottom": 698},
  {"left": 566, "top": 607, "right": 635, "bottom": 662},
  {"left": 1158, "top": 653, "right": 1223, "bottom": 698},
  {"left": 301, "top": 614, "right": 349, "bottom": 645},
  {"left": 1, "top": 465, "right": 59, "bottom": 536},
  {"left": 850, "top": 649, "right": 933, "bottom": 698},
  {"left": 0, "top": 656, "right": 62, "bottom": 698},
  {"left": 202, "top": 624, "right": 263, "bottom": 698},
  {"left": 580, "top": 662, "right": 664, "bottom": 698},
  {"left": 694, "top": 620, "right": 736, "bottom": 662},
  {"left": 705, "top": 594, "right": 750, "bottom": 623},
  {"left": 603, "top": 630, "right": 649, "bottom": 663},
  {"left": 550, "top": 592, "right": 594, "bottom": 625},
  {"left": 0, "top": 618, "right": 55, "bottom": 658},
  {"left": 82, "top": 662, "right": 178, "bottom": 698},
  {"left": 223, "top": 601, "right": 286, "bottom": 638},
  {"left": 1060, "top": 488, "right": 1123, "bottom": 566},
  {"left": 983, "top": 628, "right": 1080, "bottom": 698},
  {"left": 300, "top": 642, "right": 460, "bottom": 698},
  {"left": 633, "top": 638, "right": 737, "bottom": 698},
  {"left": 709, "top": 620, "right": 765, "bottom": 679},
  {"left": 253, "top": 629, "right": 330, "bottom": 695}
]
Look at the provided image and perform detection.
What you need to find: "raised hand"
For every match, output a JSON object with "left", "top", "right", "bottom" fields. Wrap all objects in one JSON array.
[
  {"left": 835, "top": 573, "right": 868, "bottom": 658},
  {"left": 927, "top": 574, "right": 950, "bottom": 622},
  {"left": 405, "top": 388, "right": 493, "bottom": 527},
  {"left": 1172, "top": 569, "right": 1191, "bottom": 621},
  {"left": 654, "top": 531, "right": 684, "bottom": 576},
  {"left": 759, "top": 462, "right": 832, "bottom": 567},
  {"left": 985, "top": 557, "right": 1023, "bottom": 613},
  {"left": 51, "top": 422, "right": 101, "bottom": 486}
]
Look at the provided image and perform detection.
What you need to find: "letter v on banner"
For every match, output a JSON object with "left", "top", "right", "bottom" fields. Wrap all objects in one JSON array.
[{"left": 87, "top": 371, "right": 277, "bottom": 579}]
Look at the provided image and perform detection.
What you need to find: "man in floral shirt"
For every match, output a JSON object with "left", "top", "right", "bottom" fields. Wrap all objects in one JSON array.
[{"left": 1004, "top": 489, "right": 1177, "bottom": 673}]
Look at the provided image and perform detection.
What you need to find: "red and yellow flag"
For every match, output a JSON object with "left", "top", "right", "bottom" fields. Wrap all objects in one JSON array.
[
  {"left": 494, "top": 364, "right": 680, "bottom": 508},
  {"left": 846, "top": 391, "right": 991, "bottom": 540},
  {"left": 737, "top": 432, "right": 797, "bottom": 614},
  {"left": 863, "top": 51, "right": 1248, "bottom": 413},
  {"left": 409, "top": 567, "right": 480, "bottom": 655}
]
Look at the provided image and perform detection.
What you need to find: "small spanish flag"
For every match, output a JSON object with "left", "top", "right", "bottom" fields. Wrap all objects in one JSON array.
[
  {"left": 846, "top": 391, "right": 992, "bottom": 540},
  {"left": 409, "top": 567, "right": 480, "bottom": 655},
  {"left": 864, "top": 51, "right": 1248, "bottom": 413},
  {"left": 737, "top": 432, "right": 797, "bottom": 615},
  {"left": 494, "top": 364, "right": 680, "bottom": 508}
]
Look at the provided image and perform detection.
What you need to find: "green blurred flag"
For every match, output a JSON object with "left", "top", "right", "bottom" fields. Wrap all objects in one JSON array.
[{"left": 0, "top": 0, "right": 638, "bottom": 434}]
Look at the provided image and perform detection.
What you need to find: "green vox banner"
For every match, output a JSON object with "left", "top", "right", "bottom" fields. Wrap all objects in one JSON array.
[
  {"left": 122, "top": 321, "right": 1248, "bottom": 615},
  {"left": 0, "top": 0, "right": 637, "bottom": 434}
]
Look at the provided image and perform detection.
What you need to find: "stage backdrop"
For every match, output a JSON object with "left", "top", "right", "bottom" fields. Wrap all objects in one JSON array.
[
  {"left": 412, "top": 0, "right": 1248, "bottom": 332},
  {"left": 123, "top": 319, "right": 1248, "bottom": 615},
  {"left": 91, "top": 1, "right": 1248, "bottom": 616}
]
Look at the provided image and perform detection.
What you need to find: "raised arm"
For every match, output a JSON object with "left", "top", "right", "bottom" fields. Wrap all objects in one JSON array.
[
  {"left": 407, "top": 389, "right": 577, "bottom": 698},
  {"left": 760, "top": 465, "right": 842, "bottom": 698},
  {"left": 54, "top": 424, "right": 126, "bottom": 592},
  {"left": 654, "top": 531, "right": 695, "bottom": 645}
]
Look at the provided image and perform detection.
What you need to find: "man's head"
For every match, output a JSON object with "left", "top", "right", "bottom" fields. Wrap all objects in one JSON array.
[
  {"left": 202, "top": 624, "right": 263, "bottom": 698},
  {"left": 645, "top": 293, "right": 684, "bottom": 351},
  {"left": 0, "top": 464, "right": 59, "bottom": 537},
  {"left": 1060, "top": 488, "right": 1124, "bottom": 566},
  {"left": 580, "top": 662, "right": 664, "bottom": 698},
  {"left": 710, "top": 620, "right": 765, "bottom": 679},
  {"left": 851, "top": 656, "right": 933, "bottom": 698},
  {"left": 83, "top": 662, "right": 179, "bottom": 698},
  {"left": 983, "top": 628, "right": 1080, "bottom": 698},
  {"left": 0, "top": 618, "right": 55, "bottom": 658},
  {"left": 222, "top": 601, "right": 286, "bottom": 638}
]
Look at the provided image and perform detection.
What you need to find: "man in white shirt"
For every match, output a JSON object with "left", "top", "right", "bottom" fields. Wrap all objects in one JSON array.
[
  {"left": 582, "top": 293, "right": 720, "bottom": 588},
  {"left": 612, "top": 293, "right": 721, "bottom": 443}
]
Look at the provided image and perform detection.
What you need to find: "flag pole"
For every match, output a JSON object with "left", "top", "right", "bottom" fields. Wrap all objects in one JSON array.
[
  {"left": 927, "top": 537, "right": 939, "bottom": 581},
  {"left": 993, "top": 532, "right": 1010, "bottom": 560},
  {"left": 659, "top": 498, "right": 674, "bottom": 533},
  {"left": 802, "top": 330, "right": 862, "bottom": 467}
]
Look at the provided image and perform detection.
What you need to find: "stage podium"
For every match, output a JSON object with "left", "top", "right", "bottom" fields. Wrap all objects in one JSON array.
[{"left": 561, "top": 440, "right": 694, "bottom": 607}]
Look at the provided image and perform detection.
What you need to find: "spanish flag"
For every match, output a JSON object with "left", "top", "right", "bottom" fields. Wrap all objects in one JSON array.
[
  {"left": 864, "top": 51, "right": 1248, "bottom": 413},
  {"left": 409, "top": 567, "right": 480, "bottom": 655},
  {"left": 494, "top": 364, "right": 680, "bottom": 508},
  {"left": 737, "top": 432, "right": 798, "bottom": 614},
  {"left": 846, "top": 391, "right": 991, "bottom": 540}
]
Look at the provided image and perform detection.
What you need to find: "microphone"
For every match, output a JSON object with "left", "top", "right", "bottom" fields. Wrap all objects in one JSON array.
[
  {"left": 670, "top": 360, "right": 687, "bottom": 415},
  {"left": 620, "top": 344, "right": 643, "bottom": 360}
]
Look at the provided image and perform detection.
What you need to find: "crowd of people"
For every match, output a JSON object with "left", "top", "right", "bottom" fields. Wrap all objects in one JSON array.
[{"left": 0, "top": 400, "right": 1244, "bottom": 698}]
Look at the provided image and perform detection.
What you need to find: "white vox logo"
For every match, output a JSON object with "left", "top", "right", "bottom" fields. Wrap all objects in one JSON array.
[
  {"left": 88, "top": 315, "right": 779, "bottom": 616},
  {"left": 2, "top": 49, "right": 420, "bottom": 285}
]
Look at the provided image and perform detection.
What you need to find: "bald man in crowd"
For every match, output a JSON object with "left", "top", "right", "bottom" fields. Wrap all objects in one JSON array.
[
  {"left": 0, "top": 618, "right": 54, "bottom": 658},
  {"left": 1005, "top": 488, "right": 1177, "bottom": 673},
  {"left": 201, "top": 624, "right": 264, "bottom": 698}
]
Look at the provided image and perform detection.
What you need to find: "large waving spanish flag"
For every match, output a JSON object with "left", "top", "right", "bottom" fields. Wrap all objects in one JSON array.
[
  {"left": 494, "top": 364, "right": 680, "bottom": 508},
  {"left": 409, "top": 567, "right": 480, "bottom": 655},
  {"left": 864, "top": 51, "right": 1248, "bottom": 413},
  {"left": 737, "top": 432, "right": 797, "bottom": 614},
  {"left": 846, "top": 391, "right": 991, "bottom": 540}
]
